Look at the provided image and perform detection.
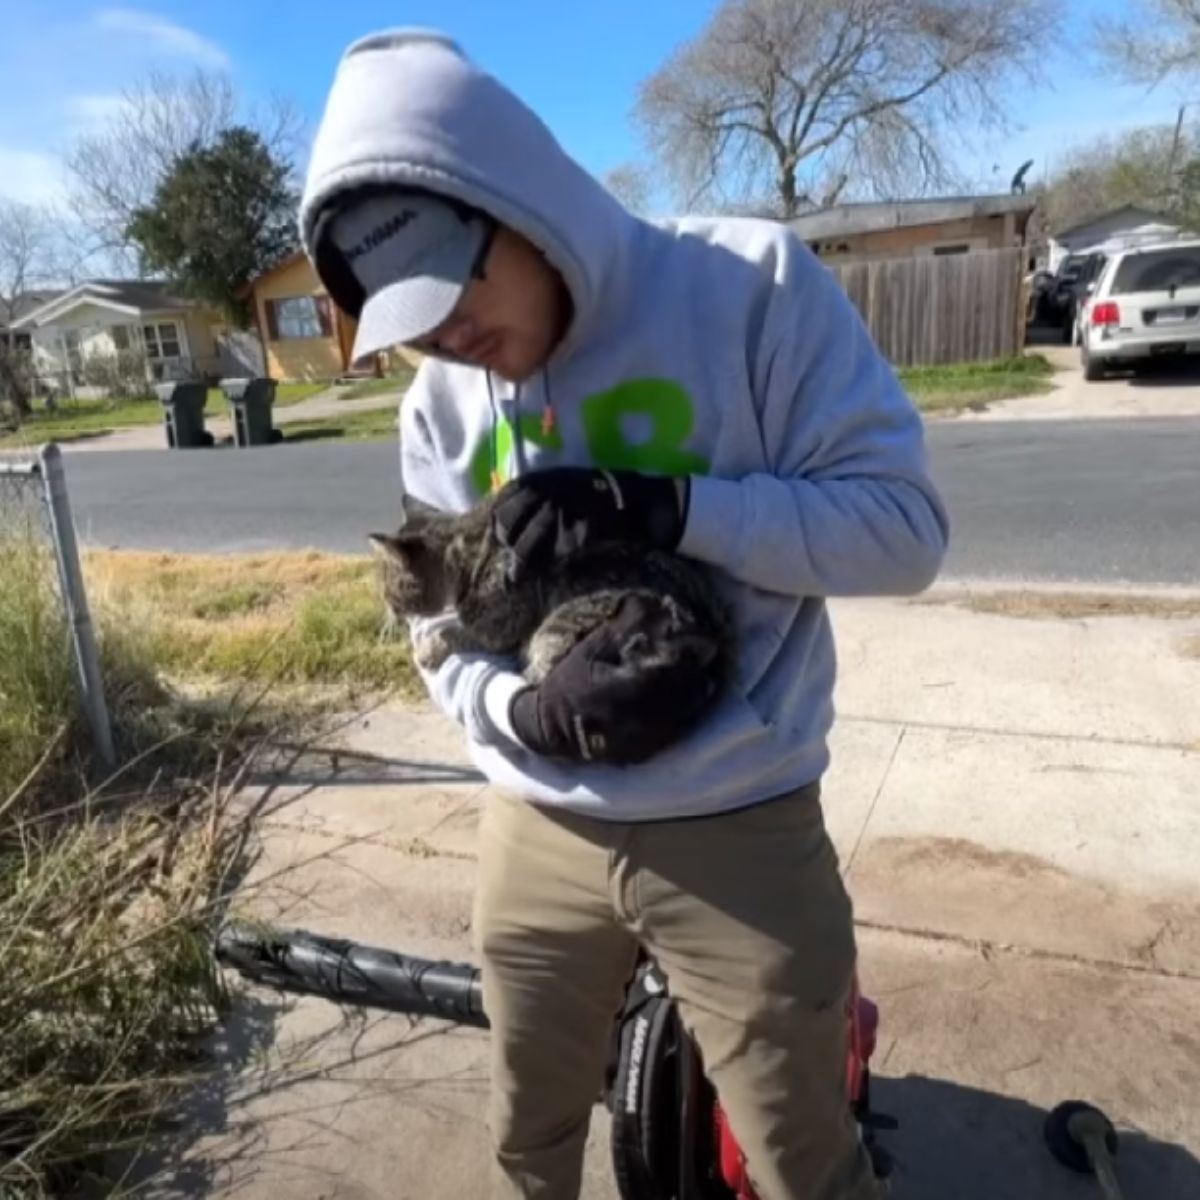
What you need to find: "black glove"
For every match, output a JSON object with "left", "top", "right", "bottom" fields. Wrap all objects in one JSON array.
[
  {"left": 508, "top": 595, "right": 717, "bottom": 766},
  {"left": 491, "top": 468, "right": 687, "bottom": 577}
]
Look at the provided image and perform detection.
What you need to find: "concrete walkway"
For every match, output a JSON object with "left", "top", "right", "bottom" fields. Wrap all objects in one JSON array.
[
  {"left": 165, "top": 589, "right": 1200, "bottom": 1199},
  {"left": 970, "top": 344, "right": 1200, "bottom": 422},
  {"left": 58, "top": 387, "right": 404, "bottom": 454}
]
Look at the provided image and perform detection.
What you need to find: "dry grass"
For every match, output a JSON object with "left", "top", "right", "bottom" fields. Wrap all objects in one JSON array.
[
  {"left": 85, "top": 549, "right": 419, "bottom": 697},
  {"left": 0, "top": 529, "right": 75, "bottom": 801},
  {"left": 921, "top": 589, "right": 1200, "bottom": 621},
  {"left": 0, "top": 523, "right": 279, "bottom": 1196}
]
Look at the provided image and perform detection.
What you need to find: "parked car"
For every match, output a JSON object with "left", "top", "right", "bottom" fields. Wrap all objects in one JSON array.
[
  {"left": 1079, "top": 240, "right": 1200, "bottom": 380},
  {"left": 1050, "top": 252, "right": 1108, "bottom": 343}
]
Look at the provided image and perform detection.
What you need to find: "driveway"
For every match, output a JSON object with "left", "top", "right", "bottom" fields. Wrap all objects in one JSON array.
[{"left": 975, "top": 344, "right": 1200, "bottom": 421}]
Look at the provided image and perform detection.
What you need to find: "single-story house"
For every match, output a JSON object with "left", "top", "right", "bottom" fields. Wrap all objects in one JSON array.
[
  {"left": 789, "top": 193, "right": 1037, "bottom": 264},
  {"left": 1047, "top": 205, "right": 1188, "bottom": 271},
  {"left": 13, "top": 280, "right": 224, "bottom": 399},
  {"left": 246, "top": 251, "right": 356, "bottom": 382},
  {"left": 1, "top": 290, "right": 63, "bottom": 355},
  {"left": 245, "top": 251, "right": 426, "bottom": 382}
]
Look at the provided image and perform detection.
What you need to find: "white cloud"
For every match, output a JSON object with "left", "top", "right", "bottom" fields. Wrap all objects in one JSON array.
[
  {"left": 93, "top": 7, "right": 231, "bottom": 70},
  {"left": 0, "top": 148, "right": 68, "bottom": 207},
  {"left": 62, "top": 93, "right": 130, "bottom": 134}
]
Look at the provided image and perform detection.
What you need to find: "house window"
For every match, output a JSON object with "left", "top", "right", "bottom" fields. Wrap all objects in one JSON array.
[
  {"left": 932, "top": 244, "right": 971, "bottom": 256},
  {"left": 111, "top": 325, "right": 130, "bottom": 351},
  {"left": 142, "top": 322, "right": 182, "bottom": 360},
  {"left": 265, "top": 296, "right": 333, "bottom": 341}
]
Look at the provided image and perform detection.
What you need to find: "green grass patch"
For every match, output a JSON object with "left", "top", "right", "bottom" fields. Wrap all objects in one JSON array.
[
  {"left": 898, "top": 354, "right": 1056, "bottom": 414},
  {"left": 338, "top": 365, "right": 415, "bottom": 399},
  {"left": 282, "top": 404, "right": 399, "bottom": 443},
  {"left": 0, "top": 383, "right": 326, "bottom": 448}
]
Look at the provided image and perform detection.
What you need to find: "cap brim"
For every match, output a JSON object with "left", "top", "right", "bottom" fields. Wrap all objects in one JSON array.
[{"left": 350, "top": 274, "right": 464, "bottom": 361}]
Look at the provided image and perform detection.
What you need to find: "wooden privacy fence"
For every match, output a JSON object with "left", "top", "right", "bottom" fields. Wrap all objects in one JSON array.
[{"left": 827, "top": 247, "right": 1024, "bottom": 367}]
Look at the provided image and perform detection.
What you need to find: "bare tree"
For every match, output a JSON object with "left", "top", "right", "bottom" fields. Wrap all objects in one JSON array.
[
  {"left": 64, "top": 69, "right": 304, "bottom": 274},
  {"left": 635, "top": 0, "right": 1056, "bottom": 217},
  {"left": 0, "top": 201, "right": 60, "bottom": 418},
  {"left": 0, "top": 201, "right": 64, "bottom": 417},
  {"left": 1094, "top": 0, "right": 1200, "bottom": 85},
  {"left": 602, "top": 163, "right": 653, "bottom": 214}
]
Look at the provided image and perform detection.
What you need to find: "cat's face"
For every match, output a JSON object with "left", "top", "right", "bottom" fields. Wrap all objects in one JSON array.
[
  {"left": 369, "top": 528, "right": 451, "bottom": 617},
  {"left": 368, "top": 498, "right": 456, "bottom": 618}
]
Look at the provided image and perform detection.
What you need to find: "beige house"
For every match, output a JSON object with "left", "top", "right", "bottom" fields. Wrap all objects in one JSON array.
[
  {"left": 13, "top": 280, "right": 227, "bottom": 399},
  {"left": 246, "top": 252, "right": 356, "bottom": 382},
  {"left": 245, "top": 251, "right": 429, "bottom": 383},
  {"left": 790, "top": 193, "right": 1037, "bottom": 264}
]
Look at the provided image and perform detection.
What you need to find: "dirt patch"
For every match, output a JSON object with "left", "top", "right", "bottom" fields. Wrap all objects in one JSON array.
[
  {"left": 919, "top": 590, "right": 1200, "bottom": 621},
  {"left": 1181, "top": 634, "right": 1200, "bottom": 660},
  {"left": 850, "top": 835, "right": 1200, "bottom": 977}
]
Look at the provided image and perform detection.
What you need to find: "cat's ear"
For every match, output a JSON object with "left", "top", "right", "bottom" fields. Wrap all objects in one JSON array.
[
  {"left": 368, "top": 531, "right": 424, "bottom": 566},
  {"left": 368, "top": 533, "right": 404, "bottom": 562},
  {"left": 398, "top": 493, "right": 440, "bottom": 526}
]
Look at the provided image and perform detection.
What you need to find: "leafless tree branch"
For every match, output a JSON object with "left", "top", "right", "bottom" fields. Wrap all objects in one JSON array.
[
  {"left": 636, "top": 0, "right": 1059, "bottom": 217},
  {"left": 1093, "top": 0, "right": 1200, "bottom": 87}
]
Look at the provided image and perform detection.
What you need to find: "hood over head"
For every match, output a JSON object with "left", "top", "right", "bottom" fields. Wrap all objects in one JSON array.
[{"left": 299, "top": 28, "right": 635, "bottom": 357}]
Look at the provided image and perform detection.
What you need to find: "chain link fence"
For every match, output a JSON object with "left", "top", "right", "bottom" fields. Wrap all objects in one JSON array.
[{"left": 0, "top": 445, "right": 115, "bottom": 769}]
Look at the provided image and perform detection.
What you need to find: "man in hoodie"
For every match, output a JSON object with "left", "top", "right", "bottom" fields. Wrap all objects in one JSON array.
[{"left": 300, "top": 28, "right": 948, "bottom": 1200}]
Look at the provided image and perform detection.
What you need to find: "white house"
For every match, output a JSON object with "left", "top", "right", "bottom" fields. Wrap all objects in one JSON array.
[
  {"left": 12, "top": 280, "right": 223, "bottom": 399},
  {"left": 1048, "top": 205, "right": 1188, "bottom": 271}
]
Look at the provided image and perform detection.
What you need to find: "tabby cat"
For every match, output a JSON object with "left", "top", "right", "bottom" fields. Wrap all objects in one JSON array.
[{"left": 369, "top": 491, "right": 732, "bottom": 712}]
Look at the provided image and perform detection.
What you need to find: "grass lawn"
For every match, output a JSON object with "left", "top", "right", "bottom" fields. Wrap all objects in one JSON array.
[
  {"left": 282, "top": 404, "right": 399, "bottom": 443},
  {"left": 338, "top": 365, "right": 416, "bottom": 399},
  {"left": 0, "top": 382, "right": 325, "bottom": 448},
  {"left": 898, "top": 354, "right": 1056, "bottom": 414},
  {"left": 86, "top": 548, "right": 417, "bottom": 694}
]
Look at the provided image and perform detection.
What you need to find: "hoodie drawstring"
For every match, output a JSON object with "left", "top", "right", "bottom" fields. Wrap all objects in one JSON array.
[{"left": 485, "top": 368, "right": 557, "bottom": 494}]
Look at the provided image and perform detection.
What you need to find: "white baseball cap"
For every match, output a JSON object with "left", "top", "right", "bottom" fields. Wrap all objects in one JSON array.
[{"left": 328, "top": 192, "right": 492, "bottom": 359}]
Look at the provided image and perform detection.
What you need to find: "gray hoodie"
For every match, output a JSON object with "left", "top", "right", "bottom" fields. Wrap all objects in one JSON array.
[{"left": 300, "top": 28, "right": 950, "bottom": 821}]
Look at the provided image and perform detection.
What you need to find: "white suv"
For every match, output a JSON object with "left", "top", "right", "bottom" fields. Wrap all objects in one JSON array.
[{"left": 1079, "top": 239, "right": 1200, "bottom": 380}]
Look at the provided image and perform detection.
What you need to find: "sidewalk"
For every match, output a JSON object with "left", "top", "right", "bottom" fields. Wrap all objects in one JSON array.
[
  {"left": 967, "top": 344, "right": 1200, "bottom": 421},
  {"left": 170, "top": 589, "right": 1200, "bottom": 1199},
  {"left": 58, "top": 388, "right": 403, "bottom": 454}
]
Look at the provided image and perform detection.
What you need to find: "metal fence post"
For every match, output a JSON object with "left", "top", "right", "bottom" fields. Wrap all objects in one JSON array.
[{"left": 37, "top": 443, "right": 116, "bottom": 769}]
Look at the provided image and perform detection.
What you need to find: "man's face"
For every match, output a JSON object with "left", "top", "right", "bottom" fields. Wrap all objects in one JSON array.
[{"left": 410, "top": 225, "right": 572, "bottom": 382}]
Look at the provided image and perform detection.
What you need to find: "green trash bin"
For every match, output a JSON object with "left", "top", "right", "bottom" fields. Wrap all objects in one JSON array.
[
  {"left": 155, "top": 382, "right": 212, "bottom": 449},
  {"left": 220, "top": 377, "right": 279, "bottom": 447}
]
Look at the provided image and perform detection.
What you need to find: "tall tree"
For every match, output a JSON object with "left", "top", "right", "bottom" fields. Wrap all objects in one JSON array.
[
  {"left": 0, "top": 201, "right": 60, "bottom": 418},
  {"left": 635, "top": 0, "right": 1055, "bottom": 218},
  {"left": 1094, "top": 0, "right": 1200, "bottom": 85},
  {"left": 125, "top": 127, "right": 298, "bottom": 325},
  {"left": 65, "top": 69, "right": 301, "bottom": 274},
  {"left": 1037, "top": 122, "right": 1200, "bottom": 234}
]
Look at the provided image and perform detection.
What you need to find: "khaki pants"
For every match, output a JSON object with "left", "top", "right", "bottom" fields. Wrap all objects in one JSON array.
[{"left": 473, "top": 784, "right": 883, "bottom": 1200}]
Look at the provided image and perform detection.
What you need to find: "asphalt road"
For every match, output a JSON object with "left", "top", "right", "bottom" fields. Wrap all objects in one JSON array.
[{"left": 37, "top": 418, "right": 1199, "bottom": 586}]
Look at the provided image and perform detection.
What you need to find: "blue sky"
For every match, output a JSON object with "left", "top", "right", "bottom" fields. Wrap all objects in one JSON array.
[{"left": 0, "top": 0, "right": 1194, "bottom": 214}]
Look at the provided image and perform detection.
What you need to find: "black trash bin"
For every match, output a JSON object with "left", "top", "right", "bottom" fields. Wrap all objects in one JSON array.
[
  {"left": 155, "top": 382, "right": 212, "bottom": 449},
  {"left": 220, "top": 377, "right": 280, "bottom": 447}
]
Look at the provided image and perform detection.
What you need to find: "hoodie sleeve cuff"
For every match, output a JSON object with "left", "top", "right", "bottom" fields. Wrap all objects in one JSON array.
[
  {"left": 480, "top": 671, "right": 528, "bottom": 745},
  {"left": 676, "top": 475, "right": 744, "bottom": 569}
]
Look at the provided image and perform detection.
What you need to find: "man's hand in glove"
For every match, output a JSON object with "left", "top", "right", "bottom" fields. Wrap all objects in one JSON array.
[
  {"left": 507, "top": 594, "right": 717, "bottom": 766},
  {"left": 491, "top": 468, "right": 688, "bottom": 578}
]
